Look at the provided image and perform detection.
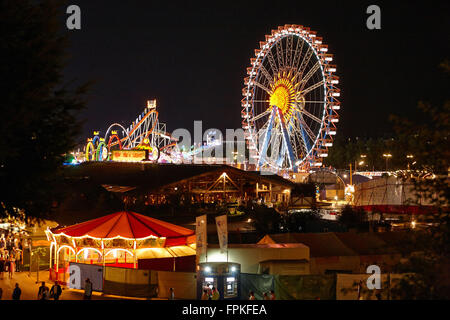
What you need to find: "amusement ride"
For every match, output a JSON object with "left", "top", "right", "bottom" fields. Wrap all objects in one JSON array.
[
  {"left": 80, "top": 24, "right": 340, "bottom": 176},
  {"left": 241, "top": 24, "right": 339, "bottom": 174},
  {"left": 84, "top": 100, "right": 182, "bottom": 163}
]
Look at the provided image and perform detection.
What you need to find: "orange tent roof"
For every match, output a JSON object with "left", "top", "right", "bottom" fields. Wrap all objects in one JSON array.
[{"left": 51, "top": 211, "right": 195, "bottom": 246}]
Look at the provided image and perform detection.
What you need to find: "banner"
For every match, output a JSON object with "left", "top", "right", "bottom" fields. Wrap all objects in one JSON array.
[
  {"left": 215, "top": 215, "right": 228, "bottom": 253},
  {"left": 195, "top": 215, "right": 207, "bottom": 256},
  {"left": 111, "top": 150, "right": 147, "bottom": 162}
]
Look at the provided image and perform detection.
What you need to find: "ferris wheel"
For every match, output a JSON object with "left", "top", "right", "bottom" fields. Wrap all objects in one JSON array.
[{"left": 241, "top": 24, "right": 340, "bottom": 173}]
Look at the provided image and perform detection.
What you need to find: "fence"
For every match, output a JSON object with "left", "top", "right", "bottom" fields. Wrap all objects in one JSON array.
[
  {"left": 240, "top": 273, "right": 336, "bottom": 300},
  {"left": 103, "top": 266, "right": 158, "bottom": 298},
  {"left": 157, "top": 271, "right": 196, "bottom": 299}
]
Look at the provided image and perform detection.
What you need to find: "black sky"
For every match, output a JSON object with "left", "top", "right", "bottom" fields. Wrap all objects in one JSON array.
[{"left": 63, "top": 1, "right": 450, "bottom": 144}]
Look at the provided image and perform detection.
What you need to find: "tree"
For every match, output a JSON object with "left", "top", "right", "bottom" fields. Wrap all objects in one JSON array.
[
  {"left": 386, "top": 61, "right": 450, "bottom": 299},
  {"left": 248, "top": 205, "right": 281, "bottom": 235},
  {"left": 337, "top": 205, "right": 367, "bottom": 231},
  {"left": 279, "top": 209, "right": 321, "bottom": 233},
  {"left": 0, "top": 0, "right": 88, "bottom": 220}
]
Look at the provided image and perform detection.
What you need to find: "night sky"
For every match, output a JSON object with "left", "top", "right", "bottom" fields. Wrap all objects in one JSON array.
[{"left": 63, "top": 1, "right": 450, "bottom": 144}]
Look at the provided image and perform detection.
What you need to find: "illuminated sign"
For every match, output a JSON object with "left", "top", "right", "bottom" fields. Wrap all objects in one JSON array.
[{"left": 112, "top": 150, "right": 147, "bottom": 162}]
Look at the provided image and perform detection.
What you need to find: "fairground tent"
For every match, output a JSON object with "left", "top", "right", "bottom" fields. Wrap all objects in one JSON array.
[{"left": 46, "top": 211, "right": 196, "bottom": 270}]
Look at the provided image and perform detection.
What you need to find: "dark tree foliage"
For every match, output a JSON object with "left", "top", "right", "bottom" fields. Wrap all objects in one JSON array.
[
  {"left": 0, "top": 0, "right": 88, "bottom": 219},
  {"left": 279, "top": 210, "right": 321, "bottom": 233},
  {"left": 337, "top": 205, "right": 367, "bottom": 230},
  {"left": 387, "top": 61, "right": 450, "bottom": 299},
  {"left": 248, "top": 205, "right": 281, "bottom": 235}
]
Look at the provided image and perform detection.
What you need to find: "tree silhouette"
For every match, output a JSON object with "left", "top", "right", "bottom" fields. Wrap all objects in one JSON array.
[{"left": 0, "top": 0, "right": 88, "bottom": 219}]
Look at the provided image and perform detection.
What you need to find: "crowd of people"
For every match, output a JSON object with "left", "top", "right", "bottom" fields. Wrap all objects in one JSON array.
[
  {"left": 201, "top": 286, "right": 221, "bottom": 300},
  {"left": 200, "top": 285, "right": 276, "bottom": 300},
  {"left": 251, "top": 290, "right": 276, "bottom": 300},
  {"left": 0, "top": 232, "right": 24, "bottom": 280}
]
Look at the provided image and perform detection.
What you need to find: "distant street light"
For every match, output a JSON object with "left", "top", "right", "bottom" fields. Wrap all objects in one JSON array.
[
  {"left": 407, "top": 154, "right": 414, "bottom": 170},
  {"left": 383, "top": 153, "right": 392, "bottom": 172}
]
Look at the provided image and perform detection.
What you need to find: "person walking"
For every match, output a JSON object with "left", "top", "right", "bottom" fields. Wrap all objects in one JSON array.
[
  {"left": 269, "top": 290, "right": 276, "bottom": 300},
  {"left": 50, "top": 281, "right": 62, "bottom": 300},
  {"left": 168, "top": 287, "right": 175, "bottom": 300},
  {"left": 9, "top": 256, "right": 14, "bottom": 278},
  {"left": 84, "top": 278, "right": 93, "bottom": 300},
  {"left": 211, "top": 287, "right": 220, "bottom": 300},
  {"left": 5, "top": 257, "right": 11, "bottom": 278},
  {"left": 12, "top": 283, "right": 21, "bottom": 300},
  {"left": 201, "top": 289, "right": 209, "bottom": 300},
  {"left": 15, "top": 249, "right": 21, "bottom": 272},
  {"left": 0, "top": 256, "right": 4, "bottom": 280},
  {"left": 43, "top": 286, "right": 50, "bottom": 300},
  {"left": 38, "top": 282, "right": 49, "bottom": 300}
]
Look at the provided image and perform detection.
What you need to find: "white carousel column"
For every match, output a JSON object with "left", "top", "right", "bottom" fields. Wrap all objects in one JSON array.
[
  {"left": 56, "top": 244, "right": 59, "bottom": 273},
  {"left": 133, "top": 240, "right": 137, "bottom": 269},
  {"left": 49, "top": 243, "right": 53, "bottom": 270},
  {"left": 101, "top": 240, "right": 105, "bottom": 267}
]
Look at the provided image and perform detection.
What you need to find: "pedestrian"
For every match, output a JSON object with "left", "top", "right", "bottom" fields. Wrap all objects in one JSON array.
[
  {"left": 357, "top": 280, "right": 363, "bottom": 300},
  {"left": 9, "top": 256, "right": 14, "bottom": 278},
  {"left": 38, "top": 281, "right": 49, "bottom": 300},
  {"left": 168, "top": 287, "right": 175, "bottom": 300},
  {"left": 201, "top": 289, "right": 209, "bottom": 300},
  {"left": 5, "top": 257, "right": 11, "bottom": 278},
  {"left": 84, "top": 278, "right": 93, "bottom": 300},
  {"left": 12, "top": 283, "right": 21, "bottom": 300},
  {"left": 211, "top": 287, "right": 220, "bottom": 300},
  {"left": 249, "top": 291, "right": 256, "bottom": 300},
  {"left": 43, "top": 286, "right": 50, "bottom": 300},
  {"left": 263, "top": 292, "right": 269, "bottom": 300},
  {"left": 15, "top": 249, "right": 21, "bottom": 272},
  {"left": 206, "top": 285, "right": 212, "bottom": 299},
  {"left": 0, "top": 256, "right": 4, "bottom": 280},
  {"left": 269, "top": 290, "right": 276, "bottom": 300},
  {"left": 50, "top": 281, "right": 62, "bottom": 300}
]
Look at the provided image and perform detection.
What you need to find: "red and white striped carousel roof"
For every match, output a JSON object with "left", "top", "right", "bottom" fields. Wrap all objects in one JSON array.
[{"left": 50, "top": 211, "right": 195, "bottom": 246}]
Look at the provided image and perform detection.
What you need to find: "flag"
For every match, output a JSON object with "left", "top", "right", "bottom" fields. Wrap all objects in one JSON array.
[
  {"left": 215, "top": 215, "right": 228, "bottom": 253},
  {"left": 195, "top": 215, "right": 207, "bottom": 256}
]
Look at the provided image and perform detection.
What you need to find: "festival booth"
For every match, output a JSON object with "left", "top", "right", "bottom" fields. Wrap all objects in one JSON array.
[{"left": 45, "top": 211, "right": 196, "bottom": 288}]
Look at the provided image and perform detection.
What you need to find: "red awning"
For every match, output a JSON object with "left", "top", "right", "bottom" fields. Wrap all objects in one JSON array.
[{"left": 51, "top": 211, "right": 195, "bottom": 246}]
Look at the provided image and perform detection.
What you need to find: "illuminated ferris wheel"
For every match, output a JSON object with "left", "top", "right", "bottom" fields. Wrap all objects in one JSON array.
[{"left": 241, "top": 24, "right": 340, "bottom": 173}]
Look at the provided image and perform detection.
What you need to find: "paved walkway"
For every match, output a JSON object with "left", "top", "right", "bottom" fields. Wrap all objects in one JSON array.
[{"left": 0, "top": 270, "right": 116, "bottom": 300}]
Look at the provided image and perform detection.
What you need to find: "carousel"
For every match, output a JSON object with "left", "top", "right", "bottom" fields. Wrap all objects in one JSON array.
[{"left": 45, "top": 211, "right": 196, "bottom": 274}]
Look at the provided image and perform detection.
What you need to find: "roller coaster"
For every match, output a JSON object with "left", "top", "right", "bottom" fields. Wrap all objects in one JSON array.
[{"left": 84, "top": 100, "right": 182, "bottom": 163}]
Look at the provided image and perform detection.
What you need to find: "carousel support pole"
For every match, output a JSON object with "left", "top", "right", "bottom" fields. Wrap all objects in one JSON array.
[
  {"left": 167, "top": 247, "right": 176, "bottom": 272},
  {"left": 49, "top": 243, "right": 53, "bottom": 270},
  {"left": 101, "top": 240, "right": 105, "bottom": 267},
  {"left": 133, "top": 241, "right": 137, "bottom": 269},
  {"left": 56, "top": 245, "right": 59, "bottom": 273}
]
